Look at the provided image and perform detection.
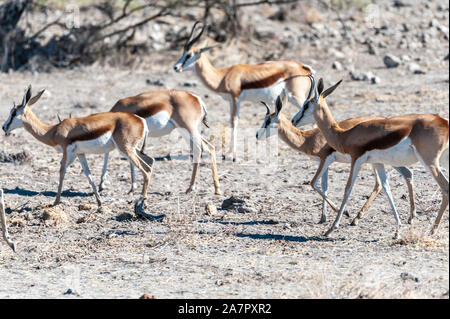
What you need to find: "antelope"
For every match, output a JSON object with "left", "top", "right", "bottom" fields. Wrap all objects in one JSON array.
[
  {"left": 256, "top": 94, "right": 416, "bottom": 225},
  {"left": 173, "top": 21, "right": 315, "bottom": 161},
  {"left": 97, "top": 89, "right": 221, "bottom": 196},
  {"left": 1, "top": 189, "right": 16, "bottom": 252},
  {"left": 292, "top": 78, "right": 449, "bottom": 238},
  {"left": 2, "top": 85, "right": 155, "bottom": 218}
]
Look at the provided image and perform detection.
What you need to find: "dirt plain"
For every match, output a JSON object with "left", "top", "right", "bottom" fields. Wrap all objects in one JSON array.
[{"left": 0, "top": 0, "right": 449, "bottom": 298}]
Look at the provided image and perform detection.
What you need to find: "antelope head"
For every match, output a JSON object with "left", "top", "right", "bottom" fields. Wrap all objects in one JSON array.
[
  {"left": 2, "top": 85, "right": 45, "bottom": 135},
  {"left": 256, "top": 93, "right": 287, "bottom": 140},
  {"left": 173, "top": 21, "right": 218, "bottom": 73},
  {"left": 291, "top": 78, "right": 343, "bottom": 127}
]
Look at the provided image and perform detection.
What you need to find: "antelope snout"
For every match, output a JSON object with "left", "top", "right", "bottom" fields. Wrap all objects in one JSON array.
[{"left": 173, "top": 64, "right": 182, "bottom": 73}]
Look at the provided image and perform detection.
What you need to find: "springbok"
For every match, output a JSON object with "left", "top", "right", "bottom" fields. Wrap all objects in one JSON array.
[
  {"left": 1, "top": 189, "right": 16, "bottom": 251},
  {"left": 2, "top": 85, "right": 155, "bottom": 218},
  {"left": 256, "top": 94, "right": 416, "bottom": 225},
  {"left": 173, "top": 21, "right": 315, "bottom": 161},
  {"left": 98, "top": 89, "right": 221, "bottom": 195},
  {"left": 293, "top": 78, "right": 449, "bottom": 238}
]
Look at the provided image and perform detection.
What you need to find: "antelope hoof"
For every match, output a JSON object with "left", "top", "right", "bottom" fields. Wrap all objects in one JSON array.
[
  {"left": 318, "top": 216, "right": 327, "bottom": 224},
  {"left": 215, "top": 189, "right": 222, "bottom": 195},
  {"left": 324, "top": 227, "right": 336, "bottom": 237},
  {"left": 186, "top": 186, "right": 196, "bottom": 194},
  {"left": 98, "top": 184, "right": 105, "bottom": 193},
  {"left": 343, "top": 210, "right": 350, "bottom": 217},
  {"left": 53, "top": 198, "right": 61, "bottom": 206},
  {"left": 134, "top": 198, "right": 166, "bottom": 221},
  {"left": 350, "top": 218, "right": 359, "bottom": 226},
  {"left": 429, "top": 226, "right": 438, "bottom": 236},
  {"left": 6, "top": 240, "right": 16, "bottom": 252}
]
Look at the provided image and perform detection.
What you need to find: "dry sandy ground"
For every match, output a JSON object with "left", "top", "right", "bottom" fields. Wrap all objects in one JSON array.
[{"left": 0, "top": 1, "right": 449, "bottom": 299}]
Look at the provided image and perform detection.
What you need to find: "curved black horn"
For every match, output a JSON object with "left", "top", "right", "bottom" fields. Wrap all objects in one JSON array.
[
  {"left": 260, "top": 101, "right": 271, "bottom": 115},
  {"left": 184, "top": 21, "right": 206, "bottom": 52}
]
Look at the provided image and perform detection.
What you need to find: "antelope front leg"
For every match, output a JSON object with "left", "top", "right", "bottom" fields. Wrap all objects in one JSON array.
[
  {"left": 325, "top": 158, "right": 363, "bottom": 237},
  {"left": 228, "top": 98, "right": 240, "bottom": 162},
  {"left": 310, "top": 156, "right": 340, "bottom": 222},
  {"left": 1, "top": 190, "right": 16, "bottom": 252},
  {"left": 54, "top": 150, "right": 69, "bottom": 206},
  {"left": 128, "top": 162, "right": 137, "bottom": 194},
  {"left": 351, "top": 166, "right": 382, "bottom": 226}
]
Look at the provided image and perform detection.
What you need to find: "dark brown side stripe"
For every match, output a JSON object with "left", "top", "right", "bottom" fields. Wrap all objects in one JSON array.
[
  {"left": 241, "top": 72, "right": 285, "bottom": 91},
  {"left": 68, "top": 126, "right": 112, "bottom": 144},
  {"left": 135, "top": 103, "right": 170, "bottom": 119},
  {"left": 360, "top": 127, "right": 411, "bottom": 155}
]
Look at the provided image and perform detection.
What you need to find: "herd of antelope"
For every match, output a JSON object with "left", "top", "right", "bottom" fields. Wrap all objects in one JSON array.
[{"left": 1, "top": 22, "right": 449, "bottom": 252}]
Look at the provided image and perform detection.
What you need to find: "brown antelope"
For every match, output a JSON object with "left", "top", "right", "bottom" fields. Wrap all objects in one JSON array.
[
  {"left": 98, "top": 89, "right": 221, "bottom": 195},
  {"left": 1, "top": 189, "right": 16, "bottom": 251},
  {"left": 293, "top": 78, "right": 449, "bottom": 238},
  {"left": 2, "top": 85, "right": 155, "bottom": 218},
  {"left": 173, "top": 21, "right": 315, "bottom": 161},
  {"left": 256, "top": 94, "right": 416, "bottom": 225}
]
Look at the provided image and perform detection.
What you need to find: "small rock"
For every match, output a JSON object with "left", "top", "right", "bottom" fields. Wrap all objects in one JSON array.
[
  {"left": 384, "top": 55, "right": 401, "bottom": 68},
  {"left": 78, "top": 203, "right": 95, "bottom": 211},
  {"left": 407, "top": 63, "right": 426, "bottom": 74},
  {"left": 400, "top": 272, "right": 419, "bottom": 282},
  {"left": 76, "top": 214, "right": 97, "bottom": 224},
  {"left": 205, "top": 203, "right": 218, "bottom": 216},
  {"left": 0, "top": 150, "right": 32, "bottom": 164},
  {"left": 183, "top": 81, "right": 197, "bottom": 87},
  {"left": 393, "top": 0, "right": 409, "bottom": 8},
  {"left": 140, "top": 293, "right": 157, "bottom": 299},
  {"left": 371, "top": 76, "right": 381, "bottom": 84},
  {"left": 146, "top": 79, "right": 165, "bottom": 87},
  {"left": 9, "top": 218, "right": 26, "bottom": 227},
  {"left": 367, "top": 43, "right": 378, "bottom": 55},
  {"left": 401, "top": 55, "right": 411, "bottom": 62},
  {"left": 332, "top": 61, "right": 343, "bottom": 71},
  {"left": 221, "top": 196, "right": 245, "bottom": 210}
]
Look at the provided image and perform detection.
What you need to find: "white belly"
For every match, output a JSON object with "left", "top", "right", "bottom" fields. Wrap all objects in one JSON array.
[
  {"left": 239, "top": 80, "right": 286, "bottom": 102},
  {"left": 334, "top": 152, "right": 352, "bottom": 163},
  {"left": 364, "top": 137, "right": 418, "bottom": 166},
  {"left": 72, "top": 132, "right": 115, "bottom": 154},
  {"left": 146, "top": 111, "right": 176, "bottom": 137}
]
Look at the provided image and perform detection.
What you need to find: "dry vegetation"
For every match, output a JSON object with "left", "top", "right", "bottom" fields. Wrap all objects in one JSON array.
[{"left": 0, "top": 0, "right": 449, "bottom": 298}]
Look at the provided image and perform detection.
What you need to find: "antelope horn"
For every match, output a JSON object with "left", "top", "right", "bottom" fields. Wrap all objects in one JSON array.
[
  {"left": 184, "top": 21, "right": 206, "bottom": 52},
  {"left": 260, "top": 101, "right": 271, "bottom": 115}
]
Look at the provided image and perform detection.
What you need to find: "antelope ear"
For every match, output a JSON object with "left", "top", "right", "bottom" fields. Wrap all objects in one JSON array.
[
  {"left": 275, "top": 95, "right": 283, "bottom": 116},
  {"left": 21, "top": 85, "right": 32, "bottom": 107},
  {"left": 317, "top": 78, "right": 324, "bottom": 95},
  {"left": 28, "top": 89, "right": 45, "bottom": 106},
  {"left": 321, "top": 80, "right": 343, "bottom": 99},
  {"left": 200, "top": 44, "right": 218, "bottom": 54}
]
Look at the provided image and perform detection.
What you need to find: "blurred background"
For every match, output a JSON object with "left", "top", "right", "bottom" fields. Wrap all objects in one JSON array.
[{"left": 1, "top": 0, "right": 447, "bottom": 74}]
